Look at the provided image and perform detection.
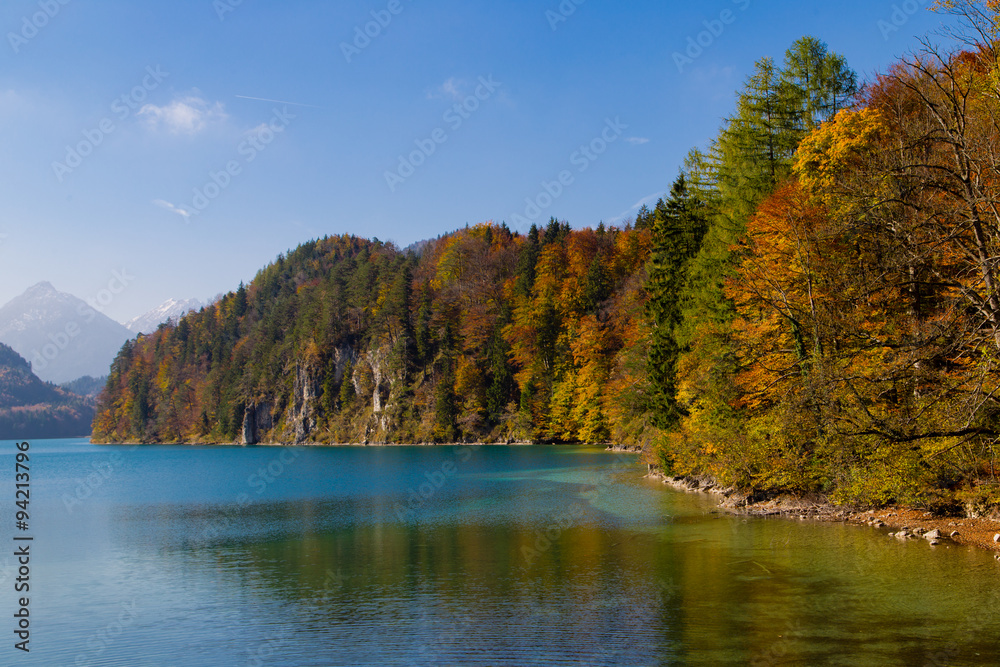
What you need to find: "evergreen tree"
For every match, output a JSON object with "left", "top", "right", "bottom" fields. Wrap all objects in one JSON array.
[
  {"left": 780, "top": 36, "right": 857, "bottom": 133},
  {"left": 234, "top": 282, "right": 248, "bottom": 318},
  {"left": 646, "top": 175, "right": 708, "bottom": 429}
]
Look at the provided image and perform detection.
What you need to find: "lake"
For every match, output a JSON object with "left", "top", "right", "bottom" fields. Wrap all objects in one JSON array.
[{"left": 3, "top": 439, "right": 999, "bottom": 666}]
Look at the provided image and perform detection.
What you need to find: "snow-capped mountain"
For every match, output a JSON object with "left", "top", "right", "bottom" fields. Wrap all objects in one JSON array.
[
  {"left": 0, "top": 282, "right": 134, "bottom": 384},
  {"left": 124, "top": 297, "right": 203, "bottom": 335}
]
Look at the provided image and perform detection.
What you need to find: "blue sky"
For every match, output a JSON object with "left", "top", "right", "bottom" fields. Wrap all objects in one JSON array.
[{"left": 0, "top": 0, "right": 951, "bottom": 322}]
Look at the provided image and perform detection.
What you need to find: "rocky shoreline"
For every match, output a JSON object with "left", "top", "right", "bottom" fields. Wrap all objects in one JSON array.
[
  {"left": 646, "top": 467, "right": 1000, "bottom": 559},
  {"left": 604, "top": 444, "right": 644, "bottom": 453}
]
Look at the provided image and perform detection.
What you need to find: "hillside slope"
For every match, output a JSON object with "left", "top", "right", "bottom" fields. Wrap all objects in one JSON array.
[
  {"left": 0, "top": 343, "right": 94, "bottom": 439},
  {"left": 93, "top": 223, "right": 654, "bottom": 446}
]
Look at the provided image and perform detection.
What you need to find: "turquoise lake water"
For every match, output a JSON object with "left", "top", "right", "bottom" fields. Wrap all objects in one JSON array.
[{"left": 2, "top": 439, "right": 999, "bottom": 666}]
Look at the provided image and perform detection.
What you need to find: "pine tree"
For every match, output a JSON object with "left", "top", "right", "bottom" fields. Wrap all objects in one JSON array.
[
  {"left": 234, "top": 282, "right": 248, "bottom": 318},
  {"left": 646, "top": 175, "right": 708, "bottom": 429}
]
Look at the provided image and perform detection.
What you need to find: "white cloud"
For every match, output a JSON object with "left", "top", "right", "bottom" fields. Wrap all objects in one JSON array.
[
  {"left": 690, "top": 66, "right": 738, "bottom": 101},
  {"left": 427, "top": 77, "right": 465, "bottom": 101},
  {"left": 609, "top": 192, "right": 663, "bottom": 223},
  {"left": 153, "top": 199, "right": 192, "bottom": 220},
  {"left": 139, "top": 96, "right": 227, "bottom": 134},
  {"left": 0, "top": 89, "right": 29, "bottom": 116},
  {"left": 625, "top": 137, "right": 650, "bottom": 145},
  {"left": 629, "top": 192, "right": 662, "bottom": 210}
]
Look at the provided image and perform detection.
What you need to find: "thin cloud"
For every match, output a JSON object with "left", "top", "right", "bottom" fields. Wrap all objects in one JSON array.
[
  {"left": 235, "top": 94, "right": 325, "bottom": 109},
  {"left": 609, "top": 192, "right": 662, "bottom": 223},
  {"left": 626, "top": 137, "right": 650, "bottom": 145},
  {"left": 427, "top": 77, "right": 465, "bottom": 101},
  {"left": 139, "top": 96, "right": 227, "bottom": 134},
  {"left": 690, "top": 66, "right": 738, "bottom": 101},
  {"left": 0, "top": 89, "right": 25, "bottom": 112},
  {"left": 153, "top": 199, "right": 192, "bottom": 220}
]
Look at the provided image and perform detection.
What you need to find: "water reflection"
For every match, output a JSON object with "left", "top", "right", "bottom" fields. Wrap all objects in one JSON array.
[{"left": 7, "top": 441, "right": 1000, "bottom": 665}]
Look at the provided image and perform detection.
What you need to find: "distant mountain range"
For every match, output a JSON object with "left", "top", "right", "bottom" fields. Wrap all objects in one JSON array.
[
  {"left": 124, "top": 297, "right": 204, "bottom": 335},
  {"left": 0, "top": 342, "right": 94, "bottom": 439},
  {"left": 60, "top": 375, "right": 108, "bottom": 398},
  {"left": 0, "top": 282, "right": 133, "bottom": 384}
]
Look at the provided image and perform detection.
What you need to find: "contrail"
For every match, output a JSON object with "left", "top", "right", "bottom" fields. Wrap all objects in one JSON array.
[{"left": 235, "top": 95, "right": 325, "bottom": 109}]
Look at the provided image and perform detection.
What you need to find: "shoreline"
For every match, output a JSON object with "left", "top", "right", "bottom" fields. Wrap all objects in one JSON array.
[
  {"left": 92, "top": 439, "right": 579, "bottom": 448},
  {"left": 646, "top": 468, "right": 1000, "bottom": 558}
]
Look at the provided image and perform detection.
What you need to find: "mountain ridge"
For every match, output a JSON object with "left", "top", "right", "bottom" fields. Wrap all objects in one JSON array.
[
  {"left": 0, "top": 282, "right": 133, "bottom": 384},
  {"left": 124, "top": 297, "right": 204, "bottom": 335}
]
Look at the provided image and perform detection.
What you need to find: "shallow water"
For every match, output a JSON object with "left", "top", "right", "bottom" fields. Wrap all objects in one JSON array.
[{"left": 3, "top": 439, "right": 999, "bottom": 666}]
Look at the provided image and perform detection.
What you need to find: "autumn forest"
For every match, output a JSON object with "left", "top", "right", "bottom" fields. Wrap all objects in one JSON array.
[{"left": 94, "top": 4, "right": 1000, "bottom": 515}]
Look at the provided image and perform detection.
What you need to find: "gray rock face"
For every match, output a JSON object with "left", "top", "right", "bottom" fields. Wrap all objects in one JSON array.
[
  {"left": 233, "top": 340, "right": 404, "bottom": 445},
  {"left": 290, "top": 364, "right": 319, "bottom": 443},
  {"left": 241, "top": 407, "right": 256, "bottom": 445},
  {"left": 365, "top": 347, "right": 390, "bottom": 415},
  {"left": 241, "top": 401, "right": 275, "bottom": 445},
  {"left": 332, "top": 346, "right": 354, "bottom": 385}
]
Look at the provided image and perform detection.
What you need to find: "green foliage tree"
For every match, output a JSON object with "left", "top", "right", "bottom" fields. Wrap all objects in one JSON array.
[{"left": 646, "top": 175, "right": 708, "bottom": 429}]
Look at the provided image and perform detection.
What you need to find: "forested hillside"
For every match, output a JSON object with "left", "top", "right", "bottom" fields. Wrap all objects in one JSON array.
[
  {"left": 93, "top": 222, "right": 656, "bottom": 447},
  {"left": 656, "top": 5, "right": 1000, "bottom": 514},
  {"left": 0, "top": 342, "right": 94, "bottom": 438},
  {"left": 96, "top": 5, "right": 1000, "bottom": 515}
]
